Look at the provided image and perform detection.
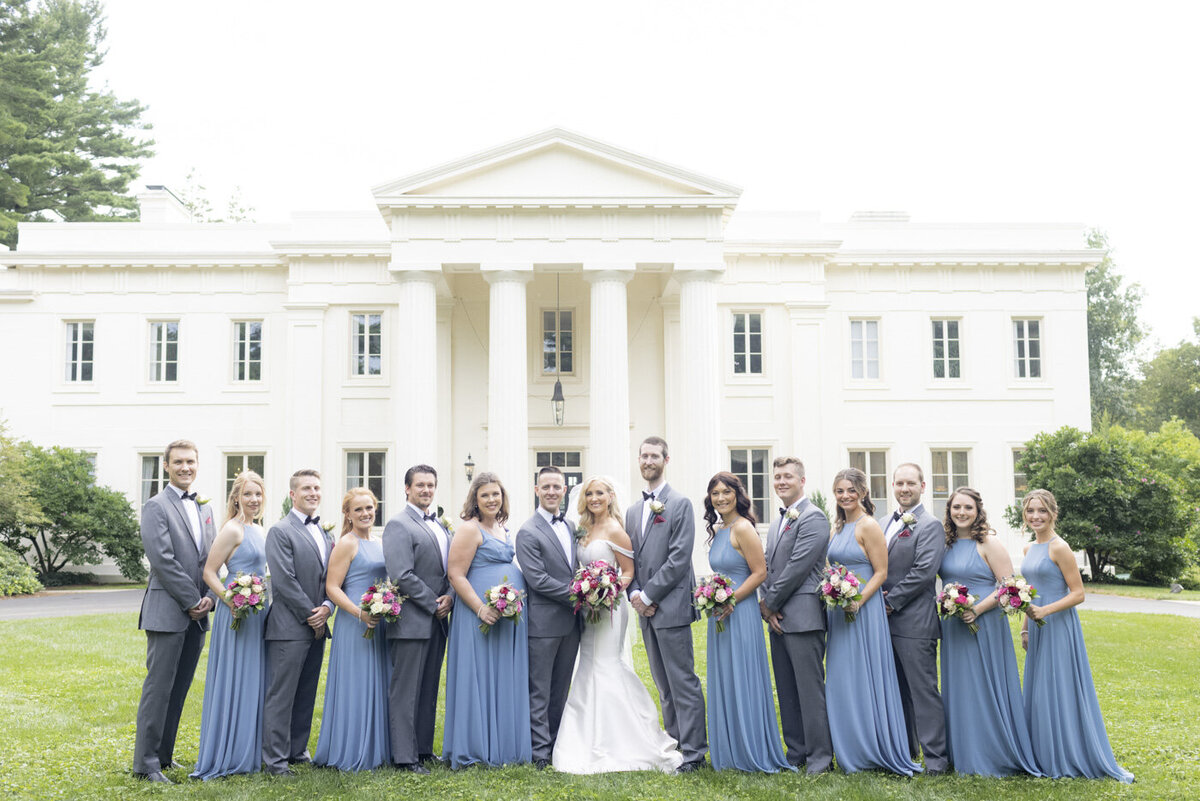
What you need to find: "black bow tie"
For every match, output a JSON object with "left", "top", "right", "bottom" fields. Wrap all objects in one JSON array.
[
  {"left": 642, "top": 491, "right": 656, "bottom": 502},
  {"left": 423, "top": 512, "right": 437, "bottom": 522},
  {"left": 551, "top": 513, "right": 566, "bottom": 525},
  {"left": 892, "top": 511, "right": 903, "bottom": 522},
  {"left": 305, "top": 515, "right": 320, "bottom": 526},
  {"left": 779, "top": 507, "right": 789, "bottom": 517},
  {"left": 180, "top": 491, "right": 197, "bottom": 502}
]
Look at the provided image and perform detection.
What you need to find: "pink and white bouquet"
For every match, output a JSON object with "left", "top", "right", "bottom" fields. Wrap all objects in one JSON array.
[
  {"left": 223, "top": 572, "right": 266, "bottom": 631},
  {"left": 936, "top": 581, "right": 979, "bottom": 634},
  {"left": 996, "top": 575, "right": 1044, "bottom": 627},
  {"left": 570, "top": 560, "right": 623, "bottom": 624},
  {"left": 821, "top": 564, "right": 864, "bottom": 622},
  {"left": 359, "top": 579, "right": 405, "bottom": 640},
  {"left": 694, "top": 573, "right": 738, "bottom": 633},
  {"left": 479, "top": 578, "right": 525, "bottom": 634}
]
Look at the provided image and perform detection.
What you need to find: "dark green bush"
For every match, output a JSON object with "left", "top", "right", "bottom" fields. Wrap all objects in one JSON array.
[{"left": 0, "top": 546, "right": 42, "bottom": 596}]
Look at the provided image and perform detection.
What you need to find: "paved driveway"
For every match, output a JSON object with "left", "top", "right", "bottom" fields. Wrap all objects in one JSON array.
[{"left": 0, "top": 588, "right": 143, "bottom": 620}]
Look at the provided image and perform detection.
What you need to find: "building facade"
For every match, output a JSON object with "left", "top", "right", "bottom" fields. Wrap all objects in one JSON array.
[{"left": 0, "top": 129, "right": 1097, "bottom": 573}]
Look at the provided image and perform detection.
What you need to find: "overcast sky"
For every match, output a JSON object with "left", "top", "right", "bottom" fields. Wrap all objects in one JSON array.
[{"left": 92, "top": 0, "right": 1200, "bottom": 346}]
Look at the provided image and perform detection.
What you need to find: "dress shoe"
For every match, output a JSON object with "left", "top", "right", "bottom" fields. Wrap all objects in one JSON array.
[
  {"left": 163, "top": 760, "right": 185, "bottom": 770},
  {"left": 266, "top": 767, "right": 296, "bottom": 778},
  {"left": 675, "top": 759, "right": 705, "bottom": 774},
  {"left": 396, "top": 762, "right": 430, "bottom": 774},
  {"left": 418, "top": 753, "right": 443, "bottom": 766},
  {"left": 288, "top": 754, "right": 312, "bottom": 765},
  {"left": 534, "top": 758, "right": 551, "bottom": 770},
  {"left": 925, "top": 766, "right": 949, "bottom": 776},
  {"left": 136, "top": 771, "right": 173, "bottom": 784}
]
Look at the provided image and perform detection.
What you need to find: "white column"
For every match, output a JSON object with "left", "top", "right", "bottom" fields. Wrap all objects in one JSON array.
[
  {"left": 392, "top": 269, "right": 440, "bottom": 466},
  {"left": 283, "top": 303, "right": 327, "bottom": 477},
  {"left": 585, "top": 268, "right": 634, "bottom": 498},
  {"left": 675, "top": 268, "right": 724, "bottom": 499},
  {"left": 483, "top": 268, "right": 532, "bottom": 521}
]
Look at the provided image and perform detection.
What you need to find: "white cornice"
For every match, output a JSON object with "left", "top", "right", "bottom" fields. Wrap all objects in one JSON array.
[
  {"left": 269, "top": 241, "right": 391, "bottom": 258},
  {"left": 829, "top": 249, "right": 1104, "bottom": 268},
  {"left": 377, "top": 197, "right": 739, "bottom": 209},
  {"left": 724, "top": 239, "right": 843, "bottom": 256},
  {"left": 1, "top": 253, "right": 284, "bottom": 269}
]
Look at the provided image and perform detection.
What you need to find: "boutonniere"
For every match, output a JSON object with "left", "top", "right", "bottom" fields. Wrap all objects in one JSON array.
[
  {"left": 783, "top": 507, "right": 800, "bottom": 530},
  {"left": 901, "top": 511, "right": 916, "bottom": 526},
  {"left": 649, "top": 499, "right": 666, "bottom": 523},
  {"left": 436, "top": 506, "right": 455, "bottom": 534},
  {"left": 321, "top": 522, "right": 335, "bottom": 534},
  {"left": 196, "top": 496, "right": 212, "bottom": 507}
]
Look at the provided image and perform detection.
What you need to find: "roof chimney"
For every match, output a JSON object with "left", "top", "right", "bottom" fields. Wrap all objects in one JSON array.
[{"left": 137, "top": 185, "right": 192, "bottom": 223}]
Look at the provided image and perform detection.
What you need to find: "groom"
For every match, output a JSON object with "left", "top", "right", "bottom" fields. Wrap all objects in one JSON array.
[
  {"left": 627, "top": 436, "right": 707, "bottom": 772},
  {"left": 515, "top": 466, "right": 582, "bottom": 769}
]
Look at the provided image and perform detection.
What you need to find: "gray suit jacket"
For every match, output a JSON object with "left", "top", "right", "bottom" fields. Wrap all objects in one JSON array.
[
  {"left": 760, "top": 497, "right": 829, "bottom": 634},
  {"left": 382, "top": 505, "right": 452, "bottom": 640},
  {"left": 515, "top": 511, "right": 580, "bottom": 638},
  {"left": 138, "top": 488, "right": 216, "bottom": 633},
  {"left": 264, "top": 513, "right": 333, "bottom": 641},
  {"left": 626, "top": 483, "right": 698, "bottom": 629},
  {"left": 882, "top": 502, "right": 945, "bottom": 640}
]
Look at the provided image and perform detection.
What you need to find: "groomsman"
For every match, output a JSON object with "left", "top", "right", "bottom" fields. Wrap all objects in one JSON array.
[
  {"left": 881, "top": 462, "right": 949, "bottom": 775},
  {"left": 758, "top": 456, "right": 833, "bottom": 775},
  {"left": 627, "top": 436, "right": 707, "bottom": 772},
  {"left": 515, "top": 466, "right": 582, "bottom": 769},
  {"left": 383, "top": 464, "right": 454, "bottom": 773},
  {"left": 262, "top": 469, "right": 334, "bottom": 777},
  {"left": 133, "top": 439, "right": 215, "bottom": 783}
]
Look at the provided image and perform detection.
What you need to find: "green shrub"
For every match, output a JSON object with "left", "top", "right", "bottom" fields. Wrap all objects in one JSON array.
[
  {"left": 0, "top": 546, "right": 42, "bottom": 596},
  {"left": 36, "top": 570, "right": 98, "bottom": 588}
]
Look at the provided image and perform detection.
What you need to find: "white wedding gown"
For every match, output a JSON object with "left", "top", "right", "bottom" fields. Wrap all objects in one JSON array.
[{"left": 551, "top": 539, "right": 684, "bottom": 774}]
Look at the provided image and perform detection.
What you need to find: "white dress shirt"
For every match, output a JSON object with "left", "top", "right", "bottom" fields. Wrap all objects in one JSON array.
[
  {"left": 537, "top": 505, "right": 573, "bottom": 566},
  {"left": 884, "top": 507, "right": 911, "bottom": 546},
  {"left": 290, "top": 507, "right": 327, "bottom": 566},
  {"left": 636, "top": 481, "right": 668, "bottom": 607},
  {"left": 168, "top": 483, "right": 203, "bottom": 552},
  {"left": 410, "top": 502, "right": 449, "bottom": 570}
]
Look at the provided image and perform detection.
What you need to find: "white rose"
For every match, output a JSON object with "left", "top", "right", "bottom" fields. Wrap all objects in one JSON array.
[
  {"left": 371, "top": 601, "right": 386, "bottom": 615},
  {"left": 714, "top": 588, "right": 729, "bottom": 603},
  {"left": 580, "top": 580, "right": 591, "bottom": 592},
  {"left": 1018, "top": 591, "right": 1031, "bottom": 603},
  {"left": 239, "top": 587, "right": 252, "bottom": 597},
  {"left": 506, "top": 591, "right": 516, "bottom": 601},
  {"left": 600, "top": 575, "right": 611, "bottom": 587},
  {"left": 237, "top": 575, "right": 252, "bottom": 587}
]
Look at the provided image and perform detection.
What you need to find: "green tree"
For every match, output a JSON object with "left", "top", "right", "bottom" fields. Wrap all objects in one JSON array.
[
  {"left": 1135, "top": 318, "right": 1200, "bottom": 436},
  {"left": 0, "top": 0, "right": 154, "bottom": 248},
  {"left": 1085, "top": 230, "right": 1146, "bottom": 426},
  {"left": 0, "top": 443, "right": 146, "bottom": 581},
  {"left": 1008, "top": 424, "right": 1193, "bottom": 583},
  {"left": 0, "top": 420, "right": 46, "bottom": 535}
]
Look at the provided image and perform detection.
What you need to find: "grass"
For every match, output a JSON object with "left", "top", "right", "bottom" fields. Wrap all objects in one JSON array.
[
  {"left": 1084, "top": 583, "right": 1200, "bottom": 602},
  {"left": 0, "top": 611, "right": 1195, "bottom": 801}
]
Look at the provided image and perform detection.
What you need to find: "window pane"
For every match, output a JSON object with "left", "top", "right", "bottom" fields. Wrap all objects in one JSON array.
[
  {"left": 849, "top": 451, "right": 866, "bottom": 472},
  {"left": 733, "top": 314, "right": 745, "bottom": 334},
  {"left": 749, "top": 354, "right": 762, "bottom": 373},
  {"left": 730, "top": 449, "right": 747, "bottom": 476},
  {"left": 749, "top": 314, "right": 761, "bottom": 334}
]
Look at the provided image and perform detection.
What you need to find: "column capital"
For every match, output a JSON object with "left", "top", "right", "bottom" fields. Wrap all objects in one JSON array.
[
  {"left": 673, "top": 264, "right": 725, "bottom": 282},
  {"left": 388, "top": 264, "right": 442, "bottom": 283},
  {"left": 480, "top": 264, "right": 534, "bottom": 284},
  {"left": 582, "top": 265, "right": 635, "bottom": 284}
]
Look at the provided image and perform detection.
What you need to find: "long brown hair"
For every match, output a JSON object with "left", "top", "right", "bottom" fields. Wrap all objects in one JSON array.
[
  {"left": 702, "top": 472, "right": 757, "bottom": 544},
  {"left": 341, "top": 487, "right": 378, "bottom": 536},
  {"left": 942, "top": 487, "right": 992, "bottom": 545},
  {"left": 460, "top": 471, "right": 510, "bottom": 525},
  {"left": 832, "top": 467, "right": 875, "bottom": 532}
]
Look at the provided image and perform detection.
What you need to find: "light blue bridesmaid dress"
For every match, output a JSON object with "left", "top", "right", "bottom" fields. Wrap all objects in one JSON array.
[
  {"left": 706, "top": 526, "right": 792, "bottom": 772},
  {"left": 824, "top": 520, "right": 921, "bottom": 775},
  {"left": 443, "top": 530, "right": 532, "bottom": 768},
  {"left": 314, "top": 537, "right": 392, "bottom": 771},
  {"left": 1021, "top": 539, "right": 1133, "bottom": 782},
  {"left": 939, "top": 538, "right": 1041, "bottom": 776},
  {"left": 190, "top": 524, "right": 267, "bottom": 780}
]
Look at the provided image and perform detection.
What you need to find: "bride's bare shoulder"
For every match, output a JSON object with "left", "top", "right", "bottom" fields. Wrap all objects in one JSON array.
[{"left": 599, "top": 518, "right": 632, "bottom": 550}]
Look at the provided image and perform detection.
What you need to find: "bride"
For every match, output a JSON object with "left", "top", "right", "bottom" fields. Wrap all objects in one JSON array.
[{"left": 552, "top": 475, "right": 683, "bottom": 774}]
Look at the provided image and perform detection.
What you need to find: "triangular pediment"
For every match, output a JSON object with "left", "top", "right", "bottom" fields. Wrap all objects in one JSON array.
[{"left": 373, "top": 128, "right": 741, "bottom": 203}]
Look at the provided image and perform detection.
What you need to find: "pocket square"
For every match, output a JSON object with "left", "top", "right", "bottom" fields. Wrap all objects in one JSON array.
[
  {"left": 653, "top": 515, "right": 666, "bottom": 524},
  {"left": 898, "top": 527, "right": 912, "bottom": 538}
]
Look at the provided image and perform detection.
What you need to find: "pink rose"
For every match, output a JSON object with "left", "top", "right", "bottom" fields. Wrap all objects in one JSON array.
[
  {"left": 496, "top": 599, "right": 507, "bottom": 610},
  {"left": 233, "top": 594, "right": 246, "bottom": 608},
  {"left": 247, "top": 594, "right": 260, "bottom": 605}
]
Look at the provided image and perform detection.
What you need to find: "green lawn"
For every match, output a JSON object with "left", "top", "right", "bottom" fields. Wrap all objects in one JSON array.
[{"left": 0, "top": 611, "right": 1195, "bottom": 801}]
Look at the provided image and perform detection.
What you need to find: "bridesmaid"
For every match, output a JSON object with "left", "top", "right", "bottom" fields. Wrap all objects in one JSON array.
[
  {"left": 314, "top": 487, "right": 391, "bottom": 771},
  {"left": 190, "top": 471, "right": 268, "bottom": 780},
  {"left": 938, "top": 488, "right": 1040, "bottom": 777},
  {"left": 443, "top": 472, "right": 532, "bottom": 768},
  {"left": 824, "top": 468, "right": 921, "bottom": 776},
  {"left": 1020, "top": 490, "right": 1134, "bottom": 782},
  {"left": 703, "top": 472, "right": 792, "bottom": 773}
]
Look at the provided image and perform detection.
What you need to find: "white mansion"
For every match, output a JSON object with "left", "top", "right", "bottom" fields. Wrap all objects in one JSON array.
[{"left": 0, "top": 129, "right": 1096, "bottom": 570}]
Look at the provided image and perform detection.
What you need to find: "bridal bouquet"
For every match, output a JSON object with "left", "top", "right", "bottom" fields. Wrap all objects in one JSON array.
[
  {"left": 359, "top": 579, "right": 406, "bottom": 640},
  {"left": 820, "top": 564, "right": 864, "bottom": 622},
  {"left": 570, "top": 560, "right": 622, "bottom": 624},
  {"left": 223, "top": 572, "right": 266, "bottom": 631},
  {"left": 694, "top": 573, "right": 737, "bottom": 633},
  {"left": 936, "top": 581, "right": 979, "bottom": 634},
  {"left": 479, "top": 578, "right": 524, "bottom": 634},
  {"left": 997, "top": 575, "right": 1044, "bottom": 627}
]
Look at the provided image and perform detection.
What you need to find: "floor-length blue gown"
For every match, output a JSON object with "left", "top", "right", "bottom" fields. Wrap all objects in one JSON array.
[
  {"left": 939, "top": 538, "right": 1041, "bottom": 776},
  {"left": 443, "top": 531, "right": 532, "bottom": 768},
  {"left": 825, "top": 521, "right": 921, "bottom": 775},
  {"left": 1021, "top": 540, "right": 1133, "bottom": 782},
  {"left": 706, "top": 527, "right": 792, "bottom": 773},
  {"left": 314, "top": 538, "right": 392, "bottom": 770},
  {"left": 190, "top": 524, "right": 267, "bottom": 780}
]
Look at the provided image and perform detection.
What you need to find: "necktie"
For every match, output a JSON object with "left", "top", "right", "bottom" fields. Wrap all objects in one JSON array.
[
  {"left": 423, "top": 512, "right": 437, "bottom": 522},
  {"left": 181, "top": 491, "right": 197, "bottom": 501},
  {"left": 305, "top": 515, "right": 320, "bottom": 526},
  {"left": 642, "top": 490, "right": 655, "bottom": 502},
  {"left": 551, "top": 513, "right": 566, "bottom": 524}
]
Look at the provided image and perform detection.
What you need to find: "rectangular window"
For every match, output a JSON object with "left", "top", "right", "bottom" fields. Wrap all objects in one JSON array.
[
  {"left": 930, "top": 448, "right": 970, "bottom": 517},
  {"left": 848, "top": 450, "right": 889, "bottom": 516},
  {"left": 233, "top": 321, "right": 263, "bottom": 382},
  {"left": 732, "top": 312, "right": 764, "bottom": 375},
  {"left": 849, "top": 319, "right": 879, "bottom": 379},
  {"left": 729, "top": 447, "right": 770, "bottom": 523},
  {"left": 1013, "top": 319, "right": 1042, "bottom": 378},
  {"left": 346, "top": 450, "right": 386, "bottom": 525},
  {"left": 225, "top": 453, "right": 266, "bottom": 503},
  {"left": 542, "top": 310, "right": 574, "bottom": 375},
  {"left": 351, "top": 313, "right": 382, "bottom": 376},
  {"left": 931, "top": 319, "right": 961, "bottom": 379},
  {"left": 148, "top": 321, "right": 179, "bottom": 382},
  {"left": 65, "top": 321, "right": 94, "bottom": 382},
  {"left": 533, "top": 450, "right": 583, "bottom": 512},
  {"left": 140, "top": 455, "right": 167, "bottom": 505},
  {"left": 1013, "top": 448, "right": 1028, "bottom": 499}
]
